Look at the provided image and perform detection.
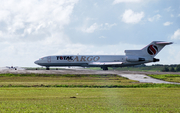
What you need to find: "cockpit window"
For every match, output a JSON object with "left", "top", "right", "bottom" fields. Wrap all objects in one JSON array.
[{"left": 39, "top": 58, "right": 44, "bottom": 60}]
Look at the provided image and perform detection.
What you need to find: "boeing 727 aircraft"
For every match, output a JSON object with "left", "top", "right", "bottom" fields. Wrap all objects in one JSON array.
[{"left": 34, "top": 41, "right": 172, "bottom": 70}]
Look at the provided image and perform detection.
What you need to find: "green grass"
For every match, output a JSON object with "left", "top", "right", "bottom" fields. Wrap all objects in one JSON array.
[
  {"left": 0, "top": 74, "right": 140, "bottom": 87},
  {"left": 0, "top": 88, "right": 180, "bottom": 112},
  {"left": 1, "top": 74, "right": 180, "bottom": 112},
  {"left": 0, "top": 73, "right": 119, "bottom": 77},
  {"left": 0, "top": 74, "right": 180, "bottom": 88},
  {"left": 148, "top": 74, "right": 180, "bottom": 83}
]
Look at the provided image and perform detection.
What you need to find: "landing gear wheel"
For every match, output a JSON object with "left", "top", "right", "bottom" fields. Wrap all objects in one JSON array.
[
  {"left": 102, "top": 67, "right": 108, "bottom": 70},
  {"left": 46, "top": 67, "right": 50, "bottom": 70}
]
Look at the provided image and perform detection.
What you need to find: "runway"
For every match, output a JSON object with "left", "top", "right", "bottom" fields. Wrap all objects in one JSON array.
[{"left": 0, "top": 68, "right": 180, "bottom": 84}]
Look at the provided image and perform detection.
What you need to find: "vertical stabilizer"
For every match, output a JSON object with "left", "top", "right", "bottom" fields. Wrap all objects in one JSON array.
[
  {"left": 141, "top": 41, "right": 173, "bottom": 57},
  {"left": 125, "top": 41, "right": 173, "bottom": 58}
]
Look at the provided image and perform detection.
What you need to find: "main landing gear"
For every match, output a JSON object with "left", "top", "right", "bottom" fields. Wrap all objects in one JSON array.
[
  {"left": 101, "top": 66, "right": 108, "bottom": 70},
  {"left": 46, "top": 67, "right": 50, "bottom": 70}
]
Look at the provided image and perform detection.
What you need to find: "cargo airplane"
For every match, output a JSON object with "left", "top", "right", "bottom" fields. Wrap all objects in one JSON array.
[{"left": 34, "top": 41, "right": 172, "bottom": 70}]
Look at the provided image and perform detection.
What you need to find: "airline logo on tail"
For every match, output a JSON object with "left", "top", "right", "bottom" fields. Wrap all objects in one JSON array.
[{"left": 147, "top": 45, "right": 158, "bottom": 55}]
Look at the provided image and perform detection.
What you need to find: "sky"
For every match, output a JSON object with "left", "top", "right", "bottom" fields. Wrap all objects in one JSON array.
[{"left": 0, "top": 0, "right": 180, "bottom": 67}]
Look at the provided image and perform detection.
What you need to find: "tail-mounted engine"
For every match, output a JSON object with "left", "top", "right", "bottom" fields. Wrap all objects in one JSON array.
[
  {"left": 126, "top": 56, "right": 145, "bottom": 62},
  {"left": 126, "top": 56, "right": 160, "bottom": 62}
]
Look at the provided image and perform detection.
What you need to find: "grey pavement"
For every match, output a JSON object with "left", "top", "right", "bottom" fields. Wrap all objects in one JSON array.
[
  {"left": 119, "top": 74, "right": 180, "bottom": 84},
  {"left": 0, "top": 67, "right": 180, "bottom": 84}
]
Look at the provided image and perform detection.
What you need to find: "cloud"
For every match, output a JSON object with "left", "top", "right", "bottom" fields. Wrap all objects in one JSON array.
[
  {"left": 93, "top": 3, "right": 98, "bottom": 7},
  {"left": 165, "top": 6, "right": 174, "bottom": 12},
  {"left": 163, "top": 22, "right": 173, "bottom": 26},
  {"left": 0, "top": 0, "right": 79, "bottom": 67},
  {"left": 121, "top": 9, "right": 144, "bottom": 24},
  {"left": 171, "top": 29, "right": 180, "bottom": 40},
  {"left": 103, "top": 23, "right": 117, "bottom": 30},
  {"left": 171, "top": 14, "right": 174, "bottom": 17},
  {"left": 178, "top": 14, "right": 180, "bottom": 17},
  {"left": 82, "top": 23, "right": 117, "bottom": 33},
  {"left": 113, "top": 0, "right": 141, "bottom": 4},
  {"left": 168, "top": 45, "right": 180, "bottom": 64},
  {"left": 0, "top": 0, "right": 78, "bottom": 42},
  {"left": 155, "top": 10, "right": 159, "bottom": 13},
  {"left": 83, "top": 23, "right": 99, "bottom": 33},
  {"left": 148, "top": 14, "right": 161, "bottom": 22}
]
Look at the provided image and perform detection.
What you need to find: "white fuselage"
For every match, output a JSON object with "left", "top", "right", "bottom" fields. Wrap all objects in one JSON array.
[{"left": 34, "top": 55, "right": 151, "bottom": 67}]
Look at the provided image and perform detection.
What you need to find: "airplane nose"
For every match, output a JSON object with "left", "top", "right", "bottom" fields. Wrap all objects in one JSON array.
[{"left": 34, "top": 60, "right": 39, "bottom": 64}]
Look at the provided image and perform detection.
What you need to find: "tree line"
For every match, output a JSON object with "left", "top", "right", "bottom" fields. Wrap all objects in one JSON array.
[
  {"left": 148, "top": 64, "right": 180, "bottom": 72},
  {"left": 116, "top": 64, "right": 180, "bottom": 72}
]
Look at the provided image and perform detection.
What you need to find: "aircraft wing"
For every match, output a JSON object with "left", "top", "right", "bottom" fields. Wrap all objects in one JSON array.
[{"left": 88, "top": 62, "right": 123, "bottom": 66}]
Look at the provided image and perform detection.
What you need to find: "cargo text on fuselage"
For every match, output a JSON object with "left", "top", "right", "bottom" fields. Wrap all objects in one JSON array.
[{"left": 56, "top": 56, "right": 100, "bottom": 62}]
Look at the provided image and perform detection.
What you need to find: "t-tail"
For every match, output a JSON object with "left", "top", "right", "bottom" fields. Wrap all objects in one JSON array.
[{"left": 125, "top": 41, "right": 173, "bottom": 62}]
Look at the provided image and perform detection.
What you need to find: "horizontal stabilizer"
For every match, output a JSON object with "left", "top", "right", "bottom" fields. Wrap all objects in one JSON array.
[
  {"left": 89, "top": 62, "right": 123, "bottom": 66},
  {"left": 155, "top": 42, "right": 173, "bottom": 45}
]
